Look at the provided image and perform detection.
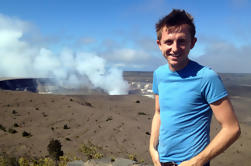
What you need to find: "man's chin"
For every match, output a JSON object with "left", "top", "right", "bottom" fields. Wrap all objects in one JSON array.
[{"left": 168, "top": 60, "right": 179, "bottom": 66}]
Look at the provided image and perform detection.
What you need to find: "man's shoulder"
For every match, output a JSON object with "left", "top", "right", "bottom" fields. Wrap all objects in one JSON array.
[
  {"left": 200, "top": 65, "right": 219, "bottom": 79},
  {"left": 190, "top": 60, "right": 218, "bottom": 78},
  {"left": 155, "top": 64, "right": 168, "bottom": 71},
  {"left": 154, "top": 64, "right": 169, "bottom": 75}
]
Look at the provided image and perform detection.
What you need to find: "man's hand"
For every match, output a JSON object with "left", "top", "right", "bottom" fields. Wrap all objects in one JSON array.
[
  {"left": 178, "top": 158, "right": 203, "bottom": 166},
  {"left": 150, "top": 148, "right": 161, "bottom": 166}
]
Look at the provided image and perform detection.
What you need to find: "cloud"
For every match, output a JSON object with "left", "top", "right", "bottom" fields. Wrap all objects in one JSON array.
[
  {"left": 95, "top": 33, "right": 163, "bottom": 71},
  {"left": 0, "top": 14, "right": 30, "bottom": 32},
  {"left": 99, "top": 42, "right": 162, "bottom": 71},
  {"left": 194, "top": 37, "right": 251, "bottom": 73},
  {"left": 0, "top": 13, "right": 129, "bottom": 94},
  {"left": 77, "top": 37, "right": 96, "bottom": 45}
]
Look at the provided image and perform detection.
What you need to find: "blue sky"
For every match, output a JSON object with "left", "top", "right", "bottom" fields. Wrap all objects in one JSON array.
[{"left": 0, "top": 0, "right": 251, "bottom": 73}]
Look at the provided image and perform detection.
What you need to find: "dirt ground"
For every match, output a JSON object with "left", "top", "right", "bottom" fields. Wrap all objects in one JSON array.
[{"left": 0, "top": 89, "right": 250, "bottom": 166}]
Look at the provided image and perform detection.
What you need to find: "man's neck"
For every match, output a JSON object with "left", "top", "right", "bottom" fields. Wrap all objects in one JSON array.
[{"left": 169, "top": 59, "right": 190, "bottom": 72}]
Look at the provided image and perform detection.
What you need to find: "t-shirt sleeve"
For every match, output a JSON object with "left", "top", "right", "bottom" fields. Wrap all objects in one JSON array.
[
  {"left": 152, "top": 71, "right": 159, "bottom": 95},
  {"left": 201, "top": 68, "right": 228, "bottom": 104}
]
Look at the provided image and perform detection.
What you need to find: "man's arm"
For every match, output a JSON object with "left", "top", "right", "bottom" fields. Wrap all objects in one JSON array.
[
  {"left": 149, "top": 95, "right": 161, "bottom": 166},
  {"left": 180, "top": 97, "right": 241, "bottom": 166}
]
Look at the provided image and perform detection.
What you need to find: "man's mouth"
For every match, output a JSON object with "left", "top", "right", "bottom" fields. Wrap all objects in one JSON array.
[{"left": 169, "top": 54, "right": 181, "bottom": 57}]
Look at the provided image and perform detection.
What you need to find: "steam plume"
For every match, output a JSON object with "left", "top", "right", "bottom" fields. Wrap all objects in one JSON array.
[{"left": 0, "top": 14, "right": 129, "bottom": 95}]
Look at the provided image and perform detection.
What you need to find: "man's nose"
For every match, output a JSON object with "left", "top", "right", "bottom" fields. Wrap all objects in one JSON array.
[{"left": 171, "top": 42, "right": 179, "bottom": 52}]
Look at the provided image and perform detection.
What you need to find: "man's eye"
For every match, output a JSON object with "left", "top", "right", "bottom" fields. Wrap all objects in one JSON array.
[
  {"left": 178, "top": 39, "right": 186, "bottom": 44},
  {"left": 165, "top": 40, "right": 173, "bottom": 45}
]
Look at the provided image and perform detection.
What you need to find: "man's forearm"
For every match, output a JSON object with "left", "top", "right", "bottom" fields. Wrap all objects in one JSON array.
[
  {"left": 149, "top": 111, "right": 161, "bottom": 166},
  {"left": 189, "top": 97, "right": 241, "bottom": 165},
  {"left": 191, "top": 122, "right": 241, "bottom": 165},
  {"left": 150, "top": 95, "right": 161, "bottom": 166},
  {"left": 149, "top": 112, "right": 160, "bottom": 151}
]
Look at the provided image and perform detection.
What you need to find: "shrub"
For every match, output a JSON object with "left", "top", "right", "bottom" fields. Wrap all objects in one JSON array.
[
  {"left": 0, "top": 155, "right": 18, "bottom": 166},
  {"left": 8, "top": 128, "right": 17, "bottom": 134},
  {"left": 22, "top": 131, "right": 32, "bottom": 138},
  {"left": 19, "top": 157, "right": 55, "bottom": 166},
  {"left": 0, "top": 156, "right": 8, "bottom": 166},
  {"left": 145, "top": 131, "right": 151, "bottom": 135},
  {"left": 65, "top": 138, "right": 71, "bottom": 141},
  {"left": 110, "top": 157, "right": 115, "bottom": 162},
  {"left": 47, "top": 139, "right": 64, "bottom": 162},
  {"left": 0, "top": 124, "right": 6, "bottom": 132},
  {"left": 12, "top": 110, "right": 17, "bottom": 114},
  {"left": 138, "top": 112, "right": 146, "bottom": 115},
  {"left": 13, "top": 123, "right": 19, "bottom": 127},
  {"left": 128, "top": 153, "right": 137, "bottom": 161},
  {"left": 85, "top": 102, "right": 92, "bottom": 107},
  {"left": 0, "top": 155, "right": 73, "bottom": 166},
  {"left": 79, "top": 141, "right": 103, "bottom": 160},
  {"left": 63, "top": 124, "right": 70, "bottom": 129},
  {"left": 106, "top": 116, "right": 113, "bottom": 122}
]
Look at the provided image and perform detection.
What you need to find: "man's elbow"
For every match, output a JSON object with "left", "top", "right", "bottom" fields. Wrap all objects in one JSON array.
[
  {"left": 236, "top": 124, "right": 241, "bottom": 138},
  {"left": 233, "top": 123, "right": 241, "bottom": 140}
]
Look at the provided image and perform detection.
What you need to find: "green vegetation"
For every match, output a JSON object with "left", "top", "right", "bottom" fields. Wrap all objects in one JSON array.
[
  {"left": 65, "top": 138, "right": 71, "bottom": 141},
  {"left": 79, "top": 141, "right": 103, "bottom": 159},
  {"left": 110, "top": 157, "right": 115, "bottom": 162},
  {"left": 0, "top": 156, "right": 7, "bottom": 166},
  {"left": 8, "top": 128, "right": 17, "bottom": 134},
  {"left": 13, "top": 123, "right": 19, "bottom": 127},
  {"left": 63, "top": 124, "right": 70, "bottom": 129},
  {"left": 85, "top": 102, "right": 92, "bottom": 107},
  {"left": 12, "top": 110, "right": 17, "bottom": 114},
  {"left": 0, "top": 124, "right": 6, "bottom": 132},
  {"left": 0, "top": 155, "right": 18, "bottom": 166},
  {"left": 0, "top": 155, "right": 72, "bottom": 166},
  {"left": 128, "top": 153, "right": 137, "bottom": 161},
  {"left": 0, "top": 139, "right": 144, "bottom": 166},
  {"left": 106, "top": 116, "right": 113, "bottom": 122},
  {"left": 138, "top": 112, "right": 146, "bottom": 115},
  {"left": 22, "top": 131, "right": 32, "bottom": 138},
  {"left": 47, "top": 139, "right": 64, "bottom": 162}
]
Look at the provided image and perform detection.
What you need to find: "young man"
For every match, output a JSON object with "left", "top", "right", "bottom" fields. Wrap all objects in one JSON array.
[{"left": 149, "top": 9, "right": 241, "bottom": 166}]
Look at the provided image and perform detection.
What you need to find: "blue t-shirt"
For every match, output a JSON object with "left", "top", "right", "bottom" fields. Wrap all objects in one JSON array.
[{"left": 152, "top": 60, "right": 228, "bottom": 164}]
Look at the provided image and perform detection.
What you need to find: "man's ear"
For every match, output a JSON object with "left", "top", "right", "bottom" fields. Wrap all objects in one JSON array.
[
  {"left": 157, "top": 40, "right": 162, "bottom": 49},
  {"left": 190, "top": 37, "right": 197, "bottom": 49}
]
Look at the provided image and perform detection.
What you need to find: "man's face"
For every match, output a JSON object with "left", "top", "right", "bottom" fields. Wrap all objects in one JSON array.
[{"left": 157, "top": 24, "right": 197, "bottom": 71}]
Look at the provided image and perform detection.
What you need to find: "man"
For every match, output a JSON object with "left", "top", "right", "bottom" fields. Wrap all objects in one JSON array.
[{"left": 149, "top": 9, "right": 240, "bottom": 166}]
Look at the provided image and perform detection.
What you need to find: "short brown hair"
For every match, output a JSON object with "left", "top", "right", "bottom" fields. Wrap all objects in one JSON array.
[{"left": 155, "top": 9, "right": 196, "bottom": 41}]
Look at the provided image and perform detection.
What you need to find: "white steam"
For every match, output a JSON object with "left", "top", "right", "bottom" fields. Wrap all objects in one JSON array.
[{"left": 0, "top": 14, "right": 129, "bottom": 95}]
